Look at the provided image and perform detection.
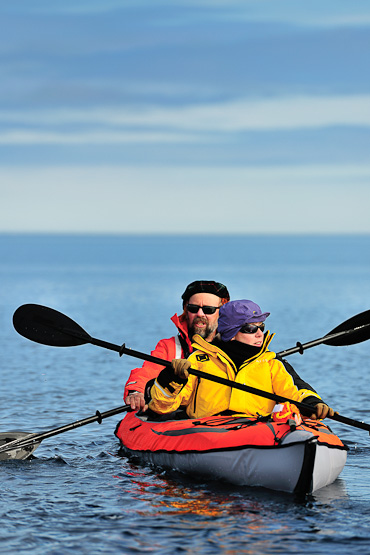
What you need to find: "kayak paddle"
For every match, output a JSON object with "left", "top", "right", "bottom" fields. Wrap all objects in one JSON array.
[
  {"left": 278, "top": 310, "right": 370, "bottom": 356},
  {"left": 0, "top": 404, "right": 130, "bottom": 460},
  {"left": 10, "top": 304, "right": 370, "bottom": 434},
  {"left": 13, "top": 303, "right": 370, "bottom": 357}
]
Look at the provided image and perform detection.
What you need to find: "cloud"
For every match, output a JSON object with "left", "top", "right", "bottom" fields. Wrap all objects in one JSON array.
[
  {"left": 4, "top": 0, "right": 370, "bottom": 28},
  {"left": 1, "top": 94, "right": 370, "bottom": 146},
  {"left": 0, "top": 130, "right": 201, "bottom": 145},
  {"left": 1, "top": 164, "right": 369, "bottom": 233}
]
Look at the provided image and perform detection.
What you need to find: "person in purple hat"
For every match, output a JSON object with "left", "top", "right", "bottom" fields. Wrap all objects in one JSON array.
[{"left": 147, "top": 299, "right": 335, "bottom": 421}]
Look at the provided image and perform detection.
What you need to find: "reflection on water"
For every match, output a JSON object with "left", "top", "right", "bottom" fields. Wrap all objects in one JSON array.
[
  {"left": 311, "top": 478, "right": 349, "bottom": 505},
  {"left": 108, "top": 458, "right": 353, "bottom": 555},
  {"left": 112, "top": 457, "right": 349, "bottom": 517},
  {"left": 116, "top": 468, "right": 262, "bottom": 518}
]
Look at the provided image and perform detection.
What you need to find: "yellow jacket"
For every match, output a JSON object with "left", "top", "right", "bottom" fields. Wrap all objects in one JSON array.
[{"left": 149, "top": 332, "right": 322, "bottom": 419}]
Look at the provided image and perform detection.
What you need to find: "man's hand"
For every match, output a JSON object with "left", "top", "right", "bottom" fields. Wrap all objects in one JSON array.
[
  {"left": 310, "top": 403, "right": 335, "bottom": 420},
  {"left": 171, "top": 358, "right": 191, "bottom": 379},
  {"left": 124, "top": 391, "right": 147, "bottom": 411}
]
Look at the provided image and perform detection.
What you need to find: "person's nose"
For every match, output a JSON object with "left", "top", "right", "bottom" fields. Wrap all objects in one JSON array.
[
  {"left": 255, "top": 327, "right": 263, "bottom": 337},
  {"left": 196, "top": 306, "right": 206, "bottom": 316}
]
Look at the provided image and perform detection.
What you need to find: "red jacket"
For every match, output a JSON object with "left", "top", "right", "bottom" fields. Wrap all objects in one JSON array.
[{"left": 123, "top": 313, "right": 192, "bottom": 400}]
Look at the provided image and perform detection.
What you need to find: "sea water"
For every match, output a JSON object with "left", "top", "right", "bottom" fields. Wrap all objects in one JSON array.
[{"left": 0, "top": 233, "right": 370, "bottom": 554}]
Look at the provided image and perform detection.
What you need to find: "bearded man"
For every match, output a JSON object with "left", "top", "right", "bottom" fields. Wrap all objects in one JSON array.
[{"left": 123, "top": 280, "right": 230, "bottom": 411}]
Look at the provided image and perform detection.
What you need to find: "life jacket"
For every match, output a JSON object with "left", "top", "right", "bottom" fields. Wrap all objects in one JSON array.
[
  {"left": 149, "top": 332, "right": 322, "bottom": 419},
  {"left": 123, "top": 313, "right": 192, "bottom": 399}
]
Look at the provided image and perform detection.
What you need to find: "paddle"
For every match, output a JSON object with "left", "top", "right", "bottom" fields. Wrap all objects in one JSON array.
[
  {"left": 11, "top": 304, "right": 370, "bottom": 434},
  {"left": 0, "top": 404, "right": 130, "bottom": 460},
  {"left": 278, "top": 310, "right": 370, "bottom": 356}
]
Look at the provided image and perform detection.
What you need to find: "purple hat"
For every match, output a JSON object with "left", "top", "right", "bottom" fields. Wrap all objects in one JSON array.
[{"left": 218, "top": 300, "right": 270, "bottom": 342}]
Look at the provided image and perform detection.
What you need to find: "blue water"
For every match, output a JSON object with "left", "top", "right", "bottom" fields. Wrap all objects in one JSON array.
[{"left": 1, "top": 233, "right": 370, "bottom": 554}]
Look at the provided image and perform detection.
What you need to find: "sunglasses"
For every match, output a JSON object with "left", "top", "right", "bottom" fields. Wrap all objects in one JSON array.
[
  {"left": 239, "top": 323, "right": 265, "bottom": 334},
  {"left": 186, "top": 304, "right": 220, "bottom": 315}
]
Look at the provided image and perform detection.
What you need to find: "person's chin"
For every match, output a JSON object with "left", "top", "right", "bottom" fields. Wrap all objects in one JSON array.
[{"left": 194, "top": 327, "right": 208, "bottom": 338}]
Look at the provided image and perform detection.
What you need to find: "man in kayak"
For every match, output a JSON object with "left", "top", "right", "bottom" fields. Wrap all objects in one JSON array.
[
  {"left": 124, "top": 280, "right": 230, "bottom": 411},
  {"left": 147, "top": 299, "right": 335, "bottom": 420}
]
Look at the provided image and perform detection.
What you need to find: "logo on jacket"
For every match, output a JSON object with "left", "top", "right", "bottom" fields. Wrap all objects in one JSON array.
[{"left": 196, "top": 354, "right": 210, "bottom": 362}]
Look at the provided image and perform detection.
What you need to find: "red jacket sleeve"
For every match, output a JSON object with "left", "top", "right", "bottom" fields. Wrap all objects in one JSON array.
[{"left": 123, "top": 337, "right": 178, "bottom": 400}]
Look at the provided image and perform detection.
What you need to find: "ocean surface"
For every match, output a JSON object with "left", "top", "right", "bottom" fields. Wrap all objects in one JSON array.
[{"left": 0, "top": 233, "right": 370, "bottom": 554}]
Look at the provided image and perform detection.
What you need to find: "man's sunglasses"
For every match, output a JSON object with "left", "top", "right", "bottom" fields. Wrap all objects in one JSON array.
[
  {"left": 186, "top": 304, "right": 220, "bottom": 315},
  {"left": 239, "top": 323, "right": 265, "bottom": 334}
]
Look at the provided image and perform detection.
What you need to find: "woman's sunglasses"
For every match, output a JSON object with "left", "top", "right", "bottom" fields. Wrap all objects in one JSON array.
[
  {"left": 186, "top": 304, "right": 220, "bottom": 315},
  {"left": 239, "top": 323, "right": 265, "bottom": 334}
]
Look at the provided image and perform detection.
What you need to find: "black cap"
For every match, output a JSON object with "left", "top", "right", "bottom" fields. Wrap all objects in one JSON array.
[{"left": 181, "top": 280, "right": 230, "bottom": 307}]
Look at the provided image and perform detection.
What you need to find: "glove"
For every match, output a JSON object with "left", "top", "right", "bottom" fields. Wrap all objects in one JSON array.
[
  {"left": 311, "top": 403, "right": 335, "bottom": 420},
  {"left": 171, "top": 358, "right": 191, "bottom": 380}
]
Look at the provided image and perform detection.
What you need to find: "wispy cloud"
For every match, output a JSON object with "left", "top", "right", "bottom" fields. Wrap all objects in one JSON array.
[
  {"left": 1, "top": 94, "right": 369, "bottom": 145},
  {"left": 1, "top": 163, "right": 369, "bottom": 233},
  {"left": 0, "top": 130, "right": 201, "bottom": 145},
  {"left": 4, "top": 0, "right": 370, "bottom": 27}
]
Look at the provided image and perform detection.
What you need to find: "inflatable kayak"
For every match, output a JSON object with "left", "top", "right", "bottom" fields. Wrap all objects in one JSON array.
[{"left": 115, "top": 411, "right": 348, "bottom": 494}]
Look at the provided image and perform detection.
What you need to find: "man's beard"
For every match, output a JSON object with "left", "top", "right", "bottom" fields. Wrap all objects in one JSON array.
[{"left": 189, "top": 317, "right": 218, "bottom": 340}]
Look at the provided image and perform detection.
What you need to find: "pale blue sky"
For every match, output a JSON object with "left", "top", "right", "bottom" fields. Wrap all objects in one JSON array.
[{"left": 1, "top": 0, "right": 369, "bottom": 233}]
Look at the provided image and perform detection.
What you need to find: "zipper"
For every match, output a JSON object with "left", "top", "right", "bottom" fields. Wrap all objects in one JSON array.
[{"left": 192, "top": 376, "right": 201, "bottom": 413}]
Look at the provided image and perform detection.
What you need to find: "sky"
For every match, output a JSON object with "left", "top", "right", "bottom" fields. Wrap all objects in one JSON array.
[{"left": 1, "top": 0, "right": 369, "bottom": 234}]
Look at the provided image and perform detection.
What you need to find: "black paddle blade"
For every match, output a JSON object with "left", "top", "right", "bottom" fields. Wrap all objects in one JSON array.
[
  {"left": 13, "top": 304, "right": 91, "bottom": 347},
  {"left": 324, "top": 310, "right": 370, "bottom": 346}
]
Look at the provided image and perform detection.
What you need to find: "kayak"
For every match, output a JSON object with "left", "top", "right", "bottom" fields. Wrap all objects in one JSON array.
[{"left": 115, "top": 411, "right": 348, "bottom": 494}]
